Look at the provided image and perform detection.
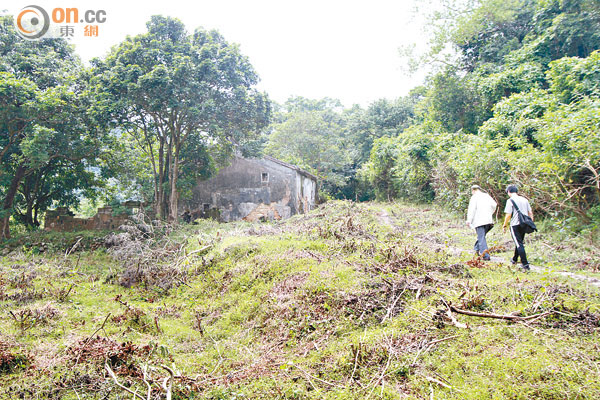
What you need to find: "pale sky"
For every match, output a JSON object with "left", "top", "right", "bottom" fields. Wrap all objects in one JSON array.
[{"left": 10, "top": 0, "right": 430, "bottom": 107}]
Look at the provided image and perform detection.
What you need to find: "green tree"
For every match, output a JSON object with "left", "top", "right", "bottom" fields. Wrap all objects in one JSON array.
[
  {"left": 0, "top": 73, "right": 103, "bottom": 238},
  {"left": 92, "top": 16, "right": 270, "bottom": 222},
  {"left": 359, "top": 136, "right": 398, "bottom": 201},
  {"left": 421, "top": 68, "right": 485, "bottom": 134},
  {"left": 14, "top": 160, "right": 100, "bottom": 228},
  {"left": 265, "top": 97, "right": 352, "bottom": 198},
  {"left": 0, "top": 16, "right": 105, "bottom": 238},
  {"left": 349, "top": 96, "right": 417, "bottom": 164}
]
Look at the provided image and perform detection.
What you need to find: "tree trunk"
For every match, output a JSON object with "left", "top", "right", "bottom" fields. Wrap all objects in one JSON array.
[
  {"left": 169, "top": 145, "right": 180, "bottom": 223},
  {"left": 34, "top": 204, "right": 39, "bottom": 227},
  {"left": 20, "top": 174, "right": 36, "bottom": 228},
  {"left": 139, "top": 122, "right": 161, "bottom": 220},
  {"left": 156, "top": 137, "right": 165, "bottom": 218},
  {"left": 24, "top": 200, "right": 35, "bottom": 228},
  {"left": 1, "top": 165, "right": 27, "bottom": 239},
  {"left": 162, "top": 137, "right": 172, "bottom": 220}
]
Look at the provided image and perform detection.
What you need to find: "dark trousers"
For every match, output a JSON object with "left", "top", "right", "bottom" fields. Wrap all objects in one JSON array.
[
  {"left": 474, "top": 224, "right": 493, "bottom": 259},
  {"left": 510, "top": 225, "right": 529, "bottom": 266}
]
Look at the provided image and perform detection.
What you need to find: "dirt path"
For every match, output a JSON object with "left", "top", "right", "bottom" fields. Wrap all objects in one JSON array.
[{"left": 377, "top": 209, "right": 600, "bottom": 289}]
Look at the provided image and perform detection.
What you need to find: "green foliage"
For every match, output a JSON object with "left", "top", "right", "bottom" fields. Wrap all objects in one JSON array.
[
  {"left": 473, "top": 52, "right": 600, "bottom": 221},
  {"left": 432, "top": 134, "right": 510, "bottom": 209},
  {"left": 394, "top": 126, "right": 436, "bottom": 202},
  {"left": 440, "top": 0, "right": 600, "bottom": 71},
  {"left": 362, "top": 0, "right": 600, "bottom": 230},
  {"left": 359, "top": 136, "right": 398, "bottom": 201},
  {"left": 350, "top": 97, "right": 417, "bottom": 164},
  {"left": 14, "top": 160, "right": 101, "bottom": 228},
  {"left": 0, "top": 16, "right": 81, "bottom": 88},
  {"left": 548, "top": 50, "right": 600, "bottom": 103},
  {"left": 452, "top": 0, "right": 535, "bottom": 70},
  {"left": 265, "top": 98, "right": 351, "bottom": 195},
  {"left": 476, "top": 61, "right": 546, "bottom": 107},
  {"left": 427, "top": 51, "right": 600, "bottom": 220},
  {"left": 406, "top": 0, "right": 600, "bottom": 137},
  {"left": 422, "top": 69, "right": 486, "bottom": 134},
  {"left": 361, "top": 125, "right": 441, "bottom": 204},
  {"left": 92, "top": 15, "right": 270, "bottom": 220},
  {"left": 0, "top": 17, "right": 107, "bottom": 238},
  {"left": 265, "top": 94, "right": 417, "bottom": 201}
]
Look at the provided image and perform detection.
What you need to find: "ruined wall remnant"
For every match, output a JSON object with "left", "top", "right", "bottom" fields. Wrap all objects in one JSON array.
[
  {"left": 181, "top": 156, "right": 318, "bottom": 222},
  {"left": 44, "top": 204, "right": 142, "bottom": 232}
]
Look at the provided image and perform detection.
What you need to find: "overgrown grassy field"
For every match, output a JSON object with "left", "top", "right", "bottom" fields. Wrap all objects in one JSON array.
[{"left": 0, "top": 201, "right": 599, "bottom": 399}]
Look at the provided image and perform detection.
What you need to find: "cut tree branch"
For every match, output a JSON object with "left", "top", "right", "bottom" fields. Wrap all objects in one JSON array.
[{"left": 449, "top": 305, "right": 552, "bottom": 322}]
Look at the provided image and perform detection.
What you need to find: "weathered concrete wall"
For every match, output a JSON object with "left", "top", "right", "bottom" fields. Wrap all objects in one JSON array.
[
  {"left": 44, "top": 206, "right": 132, "bottom": 232},
  {"left": 181, "top": 156, "right": 317, "bottom": 222},
  {"left": 297, "top": 174, "right": 317, "bottom": 214}
]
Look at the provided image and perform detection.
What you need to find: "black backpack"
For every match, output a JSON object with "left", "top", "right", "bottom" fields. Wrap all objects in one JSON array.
[{"left": 510, "top": 199, "right": 537, "bottom": 234}]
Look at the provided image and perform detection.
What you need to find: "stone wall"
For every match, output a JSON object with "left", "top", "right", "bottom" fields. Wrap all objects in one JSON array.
[{"left": 44, "top": 206, "right": 133, "bottom": 232}]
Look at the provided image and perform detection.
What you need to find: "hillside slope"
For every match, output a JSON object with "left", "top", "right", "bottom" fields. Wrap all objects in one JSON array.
[{"left": 1, "top": 201, "right": 599, "bottom": 399}]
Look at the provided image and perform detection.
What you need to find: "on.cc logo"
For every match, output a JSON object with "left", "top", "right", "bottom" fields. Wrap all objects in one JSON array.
[{"left": 15, "top": 5, "right": 50, "bottom": 40}]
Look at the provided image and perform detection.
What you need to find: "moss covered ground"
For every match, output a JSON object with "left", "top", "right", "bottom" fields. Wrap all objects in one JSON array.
[{"left": 0, "top": 201, "right": 599, "bottom": 399}]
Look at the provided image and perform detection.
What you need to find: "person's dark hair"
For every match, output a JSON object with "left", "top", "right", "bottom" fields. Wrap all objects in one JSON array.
[{"left": 506, "top": 184, "right": 518, "bottom": 194}]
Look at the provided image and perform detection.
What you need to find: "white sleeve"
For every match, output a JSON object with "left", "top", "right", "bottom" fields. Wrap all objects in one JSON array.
[
  {"left": 467, "top": 197, "right": 476, "bottom": 224},
  {"left": 488, "top": 195, "right": 497, "bottom": 213},
  {"left": 504, "top": 200, "right": 512, "bottom": 214}
]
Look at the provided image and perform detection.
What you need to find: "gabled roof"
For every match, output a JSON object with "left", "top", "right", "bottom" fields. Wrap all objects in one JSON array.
[{"left": 263, "top": 155, "right": 318, "bottom": 181}]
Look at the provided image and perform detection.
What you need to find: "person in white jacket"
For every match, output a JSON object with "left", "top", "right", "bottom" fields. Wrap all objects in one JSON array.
[{"left": 466, "top": 185, "right": 497, "bottom": 260}]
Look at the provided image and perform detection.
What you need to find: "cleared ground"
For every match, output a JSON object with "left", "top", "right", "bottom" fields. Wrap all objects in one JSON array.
[{"left": 0, "top": 201, "right": 599, "bottom": 399}]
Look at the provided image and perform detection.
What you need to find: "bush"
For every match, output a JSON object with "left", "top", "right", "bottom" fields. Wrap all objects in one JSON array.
[
  {"left": 432, "top": 134, "right": 510, "bottom": 210},
  {"left": 392, "top": 126, "right": 435, "bottom": 202},
  {"left": 359, "top": 136, "right": 398, "bottom": 201},
  {"left": 361, "top": 49, "right": 600, "bottom": 227}
]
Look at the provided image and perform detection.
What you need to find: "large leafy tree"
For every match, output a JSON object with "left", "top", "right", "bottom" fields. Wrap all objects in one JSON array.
[
  {"left": 348, "top": 96, "right": 417, "bottom": 165},
  {"left": 0, "top": 15, "right": 106, "bottom": 238},
  {"left": 0, "top": 74, "right": 103, "bottom": 237},
  {"left": 92, "top": 16, "right": 270, "bottom": 221},
  {"left": 14, "top": 160, "right": 100, "bottom": 228},
  {"left": 265, "top": 97, "right": 352, "bottom": 198}
]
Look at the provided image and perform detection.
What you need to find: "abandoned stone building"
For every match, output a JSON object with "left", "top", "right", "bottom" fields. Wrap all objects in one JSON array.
[
  {"left": 181, "top": 155, "right": 318, "bottom": 222},
  {"left": 44, "top": 156, "right": 317, "bottom": 231}
]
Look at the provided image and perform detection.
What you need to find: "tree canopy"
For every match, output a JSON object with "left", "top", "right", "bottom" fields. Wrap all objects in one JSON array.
[
  {"left": 0, "top": 16, "right": 106, "bottom": 238},
  {"left": 91, "top": 16, "right": 270, "bottom": 221}
]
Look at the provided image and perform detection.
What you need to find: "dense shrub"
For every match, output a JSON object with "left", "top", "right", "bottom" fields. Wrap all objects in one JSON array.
[{"left": 363, "top": 50, "right": 600, "bottom": 228}]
